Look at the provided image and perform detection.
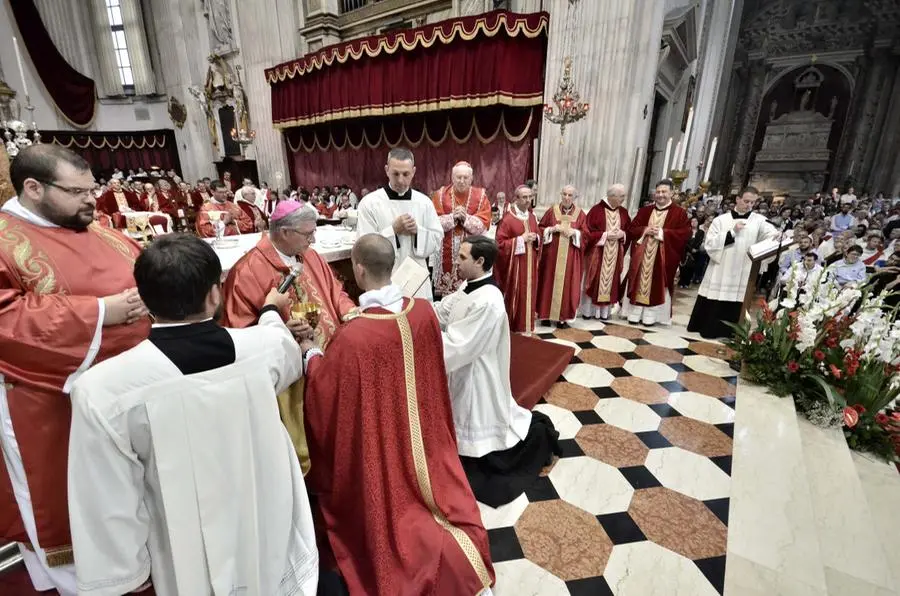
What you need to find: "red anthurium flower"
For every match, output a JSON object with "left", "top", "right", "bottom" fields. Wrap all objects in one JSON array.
[
  {"left": 826, "top": 336, "right": 838, "bottom": 348},
  {"left": 875, "top": 413, "right": 889, "bottom": 427},
  {"left": 814, "top": 350, "right": 826, "bottom": 361},
  {"left": 830, "top": 364, "right": 842, "bottom": 379},
  {"left": 750, "top": 332, "right": 765, "bottom": 344},
  {"left": 787, "top": 361, "right": 800, "bottom": 373},
  {"left": 851, "top": 404, "right": 866, "bottom": 414},
  {"left": 842, "top": 407, "right": 859, "bottom": 429}
]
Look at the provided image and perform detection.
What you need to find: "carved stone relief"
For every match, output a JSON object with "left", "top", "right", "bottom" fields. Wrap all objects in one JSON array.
[{"left": 203, "top": 0, "right": 236, "bottom": 55}]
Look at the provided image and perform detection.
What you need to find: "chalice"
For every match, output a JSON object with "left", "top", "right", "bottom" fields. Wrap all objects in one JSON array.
[{"left": 291, "top": 302, "right": 321, "bottom": 329}]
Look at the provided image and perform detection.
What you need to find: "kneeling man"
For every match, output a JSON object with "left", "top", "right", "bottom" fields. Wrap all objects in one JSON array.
[{"left": 434, "top": 235, "right": 560, "bottom": 507}]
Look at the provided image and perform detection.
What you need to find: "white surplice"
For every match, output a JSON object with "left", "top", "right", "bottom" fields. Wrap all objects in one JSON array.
[
  {"left": 356, "top": 186, "right": 442, "bottom": 300},
  {"left": 433, "top": 273, "right": 531, "bottom": 457},
  {"left": 699, "top": 211, "right": 779, "bottom": 302},
  {"left": 67, "top": 311, "right": 318, "bottom": 596}
]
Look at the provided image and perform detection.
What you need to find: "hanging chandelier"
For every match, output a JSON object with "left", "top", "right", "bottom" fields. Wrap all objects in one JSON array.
[{"left": 543, "top": 56, "right": 589, "bottom": 138}]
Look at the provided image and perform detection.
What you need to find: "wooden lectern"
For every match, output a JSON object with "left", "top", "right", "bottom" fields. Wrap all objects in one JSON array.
[{"left": 741, "top": 235, "right": 797, "bottom": 319}]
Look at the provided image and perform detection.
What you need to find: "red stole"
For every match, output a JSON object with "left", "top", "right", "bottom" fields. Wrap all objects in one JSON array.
[
  {"left": 536, "top": 203, "right": 586, "bottom": 321},
  {"left": 625, "top": 203, "right": 691, "bottom": 307},
  {"left": 495, "top": 210, "right": 541, "bottom": 333},
  {"left": 195, "top": 201, "right": 253, "bottom": 237},
  {"left": 431, "top": 186, "right": 491, "bottom": 295},
  {"left": 584, "top": 203, "right": 631, "bottom": 306}
]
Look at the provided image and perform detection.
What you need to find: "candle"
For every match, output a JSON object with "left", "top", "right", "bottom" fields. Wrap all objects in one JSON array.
[
  {"left": 703, "top": 137, "right": 718, "bottom": 182},
  {"left": 672, "top": 141, "right": 682, "bottom": 173},
  {"left": 661, "top": 137, "right": 673, "bottom": 178},
  {"left": 849, "top": 160, "right": 855, "bottom": 176},
  {"left": 681, "top": 107, "right": 694, "bottom": 168},
  {"left": 12, "top": 36, "right": 28, "bottom": 98}
]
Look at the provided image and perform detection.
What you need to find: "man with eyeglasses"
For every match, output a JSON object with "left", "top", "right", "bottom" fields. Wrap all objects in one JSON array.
[
  {"left": 195, "top": 179, "right": 254, "bottom": 237},
  {"left": 222, "top": 201, "right": 355, "bottom": 473},
  {"left": 0, "top": 144, "right": 150, "bottom": 595}
]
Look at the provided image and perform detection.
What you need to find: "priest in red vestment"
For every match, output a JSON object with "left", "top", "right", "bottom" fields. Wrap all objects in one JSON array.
[
  {"left": 582, "top": 183, "right": 631, "bottom": 320},
  {"left": 96, "top": 178, "right": 141, "bottom": 228},
  {"left": 195, "top": 180, "right": 254, "bottom": 237},
  {"left": 0, "top": 145, "right": 150, "bottom": 595},
  {"left": 222, "top": 201, "right": 355, "bottom": 474},
  {"left": 236, "top": 186, "right": 267, "bottom": 232},
  {"left": 495, "top": 185, "right": 542, "bottom": 334},
  {"left": 190, "top": 180, "right": 212, "bottom": 209},
  {"left": 431, "top": 161, "right": 491, "bottom": 296},
  {"left": 621, "top": 179, "right": 691, "bottom": 326},
  {"left": 537, "top": 185, "right": 586, "bottom": 325},
  {"left": 303, "top": 234, "right": 494, "bottom": 596}
]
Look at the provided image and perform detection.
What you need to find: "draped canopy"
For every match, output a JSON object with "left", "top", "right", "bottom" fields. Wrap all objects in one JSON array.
[
  {"left": 42, "top": 129, "right": 181, "bottom": 177},
  {"left": 266, "top": 10, "right": 548, "bottom": 128}
]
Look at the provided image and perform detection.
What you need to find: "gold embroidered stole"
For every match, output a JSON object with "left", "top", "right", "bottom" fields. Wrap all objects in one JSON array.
[
  {"left": 114, "top": 191, "right": 129, "bottom": 210},
  {"left": 524, "top": 215, "right": 534, "bottom": 333},
  {"left": 549, "top": 204, "right": 580, "bottom": 321},
  {"left": 635, "top": 208, "right": 669, "bottom": 305},
  {"left": 596, "top": 208, "right": 621, "bottom": 302}
]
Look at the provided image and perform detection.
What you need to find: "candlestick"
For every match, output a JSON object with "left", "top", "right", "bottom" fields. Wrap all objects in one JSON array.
[
  {"left": 672, "top": 141, "right": 682, "bottom": 176},
  {"left": 661, "top": 137, "right": 673, "bottom": 179},
  {"left": 681, "top": 107, "right": 694, "bottom": 169},
  {"left": 12, "top": 37, "right": 29, "bottom": 99},
  {"left": 848, "top": 160, "right": 855, "bottom": 176},
  {"left": 703, "top": 137, "right": 718, "bottom": 182}
]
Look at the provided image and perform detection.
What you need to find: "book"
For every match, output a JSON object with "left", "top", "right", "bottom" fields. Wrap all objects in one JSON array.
[
  {"left": 748, "top": 232, "right": 796, "bottom": 260},
  {"left": 391, "top": 257, "right": 430, "bottom": 297}
]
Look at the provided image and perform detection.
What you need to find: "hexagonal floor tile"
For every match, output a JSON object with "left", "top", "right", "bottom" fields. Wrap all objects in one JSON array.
[
  {"left": 610, "top": 377, "right": 670, "bottom": 405},
  {"left": 634, "top": 344, "right": 684, "bottom": 364},
  {"left": 590, "top": 335, "right": 638, "bottom": 353},
  {"left": 533, "top": 403, "right": 583, "bottom": 440},
  {"left": 603, "top": 324, "right": 645, "bottom": 340},
  {"left": 644, "top": 447, "right": 730, "bottom": 501},
  {"left": 478, "top": 493, "right": 530, "bottom": 530},
  {"left": 549, "top": 456, "right": 634, "bottom": 515},
  {"left": 492, "top": 558, "right": 569, "bottom": 596},
  {"left": 643, "top": 332, "right": 690, "bottom": 349},
  {"left": 576, "top": 424, "right": 649, "bottom": 467},
  {"left": 666, "top": 392, "right": 735, "bottom": 425},
  {"left": 603, "top": 540, "right": 720, "bottom": 596},
  {"left": 677, "top": 371, "right": 736, "bottom": 397},
  {"left": 687, "top": 341, "right": 737, "bottom": 360},
  {"left": 563, "top": 363, "right": 615, "bottom": 388},
  {"left": 624, "top": 359, "right": 678, "bottom": 383},
  {"left": 515, "top": 499, "right": 613, "bottom": 581},
  {"left": 658, "top": 417, "right": 733, "bottom": 458},
  {"left": 545, "top": 337, "right": 583, "bottom": 356},
  {"left": 682, "top": 354, "right": 735, "bottom": 377},
  {"left": 545, "top": 382, "right": 600, "bottom": 411},
  {"left": 594, "top": 397, "right": 662, "bottom": 433},
  {"left": 553, "top": 327, "right": 595, "bottom": 344},
  {"left": 628, "top": 487, "right": 727, "bottom": 560},
  {"left": 578, "top": 348, "right": 626, "bottom": 368},
  {"left": 569, "top": 317, "right": 608, "bottom": 331}
]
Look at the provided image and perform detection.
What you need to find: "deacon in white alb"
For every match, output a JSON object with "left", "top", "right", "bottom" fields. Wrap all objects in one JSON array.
[
  {"left": 687, "top": 186, "right": 779, "bottom": 339},
  {"left": 67, "top": 235, "right": 318, "bottom": 596},
  {"left": 356, "top": 147, "right": 443, "bottom": 300},
  {"left": 433, "top": 235, "right": 559, "bottom": 508}
]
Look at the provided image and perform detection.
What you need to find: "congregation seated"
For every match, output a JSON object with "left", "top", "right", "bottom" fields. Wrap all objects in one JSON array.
[
  {"left": 97, "top": 177, "right": 141, "bottom": 227},
  {"left": 826, "top": 244, "right": 866, "bottom": 288},
  {"left": 195, "top": 180, "right": 254, "bottom": 237},
  {"left": 236, "top": 186, "right": 267, "bottom": 232}
]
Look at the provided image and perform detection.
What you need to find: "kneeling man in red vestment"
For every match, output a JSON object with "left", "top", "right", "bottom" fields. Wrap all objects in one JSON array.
[{"left": 302, "top": 234, "right": 495, "bottom": 596}]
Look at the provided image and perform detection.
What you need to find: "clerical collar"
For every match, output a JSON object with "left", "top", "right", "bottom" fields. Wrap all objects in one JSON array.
[
  {"left": 511, "top": 204, "right": 529, "bottom": 219},
  {"left": 359, "top": 284, "right": 404, "bottom": 313},
  {"left": 463, "top": 271, "right": 497, "bottom": 294},
  {"left": 732, "top": 210, "right": 750, "bottom": 219},
  {"left": 560, "top": 203, "right": 575, "bottom": 214},
  {"left": 383, "top": 184, "right": 412, "bottom": 201},
  {"left": 152, "top": 317, "right": 214, "bottom": 329},
  {"left": 654, "top": 200, "right": 673, "bottom": 211},
  {"left": 2, "top": 197, "right": 59, "bottom": 228},
  {"left": 273, "top": 243, "right": 299, "bottom": 267}
]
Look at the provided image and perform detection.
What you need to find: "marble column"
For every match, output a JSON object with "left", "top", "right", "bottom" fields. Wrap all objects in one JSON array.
[
  {"left": 537, "top": 0, "right": 665, "bottom": 211},
  {"left": 868, "top": 60, "right": 900, "bottom": 195},
  {"left": 454, "top": 0, "right": 491, "bottom": 16},
  {"left": 512, "top": 0, "right": 543, "bottom": 13},
  {"left": 842, "top": 50, "right": 891, "bottom": 189},
  {"left": 728, "top": 58, "right": 767, "bottom": 193},
  {"left": 233, "top": 0, "right": 300, "bottom": 185}
]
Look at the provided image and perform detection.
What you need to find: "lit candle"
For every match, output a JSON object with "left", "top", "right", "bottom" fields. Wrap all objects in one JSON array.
[
  {"left": 703, "top": 137, "right": 718, "bottom": 182},
  {"left": 672, "top": 141, "right": 682, "bottom": 173},
  {"left": 12, "top": 36, "right": 29, "bottom": 98},
  {"left": 661, "top": 137, "right": 673, "bottom": 178},
  {"left": 681, "top": 107, "right": 694, "bottom": 168}
]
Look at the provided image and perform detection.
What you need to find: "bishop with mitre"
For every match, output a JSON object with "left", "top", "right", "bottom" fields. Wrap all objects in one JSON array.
[
  {"left": 0, "top": 145, "right": 149, "bottom": 595},
  {"left": 582, "top": 184, "right": 631, "bottom": 320},
  {"left": 223, "top": 201, "right": 355, "bottom": 472},
  {"left": 495, "top": 185, "right": 541, "bottom": 334},
  {"left": 431, "top": 161, "right": 491, "bottom": 297},
  {"left": 620, "top": 179, "right": 691, "bottom": 326},
  {"left": 195, "top": 180, "right": 254, "bottom": 237},
  {"left": 536, "top": 184, "right": 585, "bottom": 325}
]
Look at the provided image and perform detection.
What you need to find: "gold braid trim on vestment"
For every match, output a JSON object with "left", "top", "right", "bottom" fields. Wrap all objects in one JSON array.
[{"left": 0, "top": 216, "right": 58, "bottom": 295}]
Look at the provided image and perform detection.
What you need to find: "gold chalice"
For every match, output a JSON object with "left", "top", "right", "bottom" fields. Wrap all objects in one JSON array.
[
  {"left": 208, "top": 210, "right": 222, "bottom": 222},
  {"left": 291, "top": 302, "right": 321, "bottom": 328}
]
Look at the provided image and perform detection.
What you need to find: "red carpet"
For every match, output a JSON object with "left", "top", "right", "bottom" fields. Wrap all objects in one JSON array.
[{"left": 510, "top": 333, "right": 574, "bottom": 410}]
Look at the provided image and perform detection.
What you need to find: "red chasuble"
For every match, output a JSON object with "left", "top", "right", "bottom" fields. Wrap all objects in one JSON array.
[
  {"left": 97, "top": 190, "right": 141, "bottom": 228},
  {"left": 304, "top": 298, "right": 495, "bottom": 595},
  {"left": 495, "top": 210, "right": 542, "bottom": 333},
  {"left": 0, "top": 215, "right": 149, "bottom": 563},
  {"left": 431, "top": 185, "right": 491, "bottom": 295},
  {"left": 195, "top": 200, "right": 254, "bottom": 237},
  {"left": 624, "top": 203, "right": 691, "bottom": 307},
  {"left": 583, "top": 202, "right": 632, "bottom": 306},
  {"left": 190, "top": 189, "right": 210, "bottom": 209},
  {"left": 536, "top": 203, "right": 586, "bottom": 321}
]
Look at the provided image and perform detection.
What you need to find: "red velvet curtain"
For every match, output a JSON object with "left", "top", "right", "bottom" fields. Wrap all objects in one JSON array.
[
  {"left": 266, "top": 10, "right": 548, "bottom": 127},
  {"left": 284, "top": 107, "right": 537, "bottom": 197},
  {"left": 8, "top": 0, "right": 96, "bottom": 127},
  {"left": 42, "top": 130, "right": 182, "bottom": 177}
]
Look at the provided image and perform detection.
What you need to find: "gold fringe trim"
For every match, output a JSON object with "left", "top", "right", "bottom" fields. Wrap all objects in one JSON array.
[
  {"left": 266, "top": 12, "right": 548, "bottom": 84},
  {"left": 46, "top": 134, "right": 167, "bottom": 150},
  {"left": 45, "top": 545, "right": 75, "bottom": 568}
]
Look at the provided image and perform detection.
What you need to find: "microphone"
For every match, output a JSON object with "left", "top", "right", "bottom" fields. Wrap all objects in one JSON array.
[{"left": 277, "top": 264, "right": 302, "bottom": 294}]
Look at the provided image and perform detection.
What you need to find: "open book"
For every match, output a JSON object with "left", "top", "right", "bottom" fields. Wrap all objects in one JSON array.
[
  {"left": 748, "top": 232, "right": 795, "bottom": 260},
  {"left": 391, "top": 257, "right": 430, "bottom": 297}
]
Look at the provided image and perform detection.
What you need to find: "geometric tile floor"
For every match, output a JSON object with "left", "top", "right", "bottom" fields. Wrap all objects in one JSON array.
[{"left": 482, "top": 317, "right": 738, "bottom": 596}]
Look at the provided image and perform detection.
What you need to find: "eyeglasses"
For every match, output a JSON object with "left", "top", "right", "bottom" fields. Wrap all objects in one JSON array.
[
  {"left": 289, "top": 228, "right": 317, "bottom": 240},
  {"left": 39, "top": 180, "right": 98, "bottom": 198}
]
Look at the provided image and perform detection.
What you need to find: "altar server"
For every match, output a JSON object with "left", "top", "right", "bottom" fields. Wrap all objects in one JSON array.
[
  {"left": 434, "top": 235, "right": 559, "bottom": 506},
  {"left": 687, "top": 186, "right": 779, "bottom": 339},
  {"left": 68, "top": 234, "right": 318, "bottom": 596},
  {"left": 356, "top": 148, "right": 443, "bottom": 300}
]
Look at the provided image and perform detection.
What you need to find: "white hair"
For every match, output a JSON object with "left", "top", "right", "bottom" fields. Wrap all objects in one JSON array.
[
  {"left": 452, "top": 162, "right": 474, "bottom": 176},
  {"left": 606, "top": 183, "right": 627, "bottom": 198},
  {"left": 561, "top": 184, "right": 578, "bottom": 196},
  {"left": 270, "top": 204, "right": 318, "bottom": 234}
]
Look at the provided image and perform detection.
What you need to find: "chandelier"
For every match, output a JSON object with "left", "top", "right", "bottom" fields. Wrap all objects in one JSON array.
[
  {"left": 543, "top": 56, "right": 589, "bottom": 138},
  {"left": 230, "top": 127, "right": 255, "bottom": 157}
]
